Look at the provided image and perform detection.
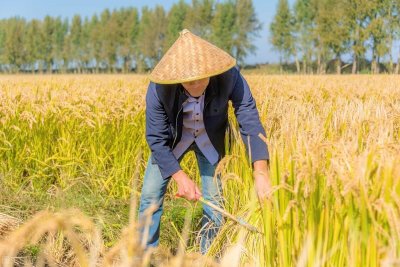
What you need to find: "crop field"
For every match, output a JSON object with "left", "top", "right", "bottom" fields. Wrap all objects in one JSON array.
[{"left": 0, "top": 74, "right": 399, "bottom": 266}]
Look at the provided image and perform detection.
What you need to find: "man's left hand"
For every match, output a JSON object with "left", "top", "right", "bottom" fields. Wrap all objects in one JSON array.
[{"left": 253, "top": 160, "right": 272, "bottom": 200}]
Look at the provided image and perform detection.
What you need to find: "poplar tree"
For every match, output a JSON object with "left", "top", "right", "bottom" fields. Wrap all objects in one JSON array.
[
  {"left": 345, "top": 0, "right": 370, "bottom": 74},
  {"left": 294, "top": 0, "right": 319, "bottom": 73},
  {"left": 270, "top": 0, "right": 295, "bottom": 71},
  {"left": 315, "top": 0, "right": 350, "bottom": 74},
  {"left": 0, "top": 20, "right": 5, "bottom": 70},
  {"left": 118, "top": 8, "right": 139, "bottom": 73},
  {"left": 366, "top": 1, "right": 390, "bottom": 73},
  {"left": 184, "top": 0, "right": 214, "bottom": 38},
  {"left": 106, "top": 10, "right": 120, "bottom": 72},
  {"left": 137, "top": 6, "right": 166, "bottom": 71},
  {"left": 52, "top": 17, "right": 68, "bottom": 72},
  {"left": 233, "top": 0, "right": 261, "bottom": 66},
  {"left": 80, "top": 17, "right": 92, "bottom": 73},
  {"left": 25, "top": 19, "right": 41, "bottom": 73},
  {"left": 385, "top": 0, "right": 399, "bottom": 73},
  {"left": 42, "top": 16, "right": 56, "bottom": 72},
  {"left": 4, "top": 18, "right": 27, "bottom": 72},
  {"left": 165, "top": 0, "right": 189, "bottom": 50},
  {"left": 211, "top": 1, "right": 236, "bottom": 53},
  {"left": 395, "top": 0, "right": 400, "bottom": 74},
  {"left": 99, "top": 9, "right": 115, "bottom": 72},
  {"left": 70, "top": 15, "right": 83, "bottom": 73},
  {"left": 88, "top": 15, "right": 101, "bottom": 73}
]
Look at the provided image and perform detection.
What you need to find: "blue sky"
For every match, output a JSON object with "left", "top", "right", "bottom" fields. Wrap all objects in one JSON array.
[{"left": 0, "top": 0, "right": 294, "bottom": 64}]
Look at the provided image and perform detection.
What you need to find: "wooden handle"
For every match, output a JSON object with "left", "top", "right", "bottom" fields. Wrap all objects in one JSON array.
[{"left": 198, "top": 197, "right": 263, "bottom": 235}]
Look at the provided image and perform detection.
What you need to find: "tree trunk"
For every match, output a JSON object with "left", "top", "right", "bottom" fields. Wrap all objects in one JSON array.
[
  {"left": 388, "top": 11, "right": 394, "bottom": 74},
  {"left": 389, "top": 57, "right": 393, "bottom": 74},
  {"left": 336, "top": 55, "right": 341, "bottom": 75},
  {"left": 95, "top": 59, "right": 99, "bottom": 74},
  {"left": 371, "top": 48, "right": 375, "bottom": 74},
  {"left": 352, "top": 54, "right": 357, "bottom": 74},
  {"left": 321, "top": 61, "right": 326, "bottom": 74},
  {"left": 295, "top": 57, "right": 300, "bottom": 74},
  {"left": 396, "top": 47, "right": 400, "bottom": 74},
  {"left": 39, "top": 61, "right": 44, "bottom": 74},
  {"left": 137, "top": 58, "right": 144, "bottom": 73},
  {"left": 388, "top": 36, "right": 394, "bottom": 73},
  {"left": 376, "top": 56, "right": 380, "bottom": 74},
  {"left": 124, "top": 56, "right": 130, "bottom": 73},
  {"left": 83, "top": 61, "right": 88, "bottom": 74},
  {"left": 318, "top": 54, "right": 326, "bottom": 75},
  {"left": 371, "top": 60, "right": 375, "bottom": 74},
  {"left": 62, "top": 59, "right": 68, "bottom": 74},
  {"left": 371, "top": 46, "right": 379, "bottom": 74},
  {"left": 48, "top": 61, "right": 52, "bottom": 74}
]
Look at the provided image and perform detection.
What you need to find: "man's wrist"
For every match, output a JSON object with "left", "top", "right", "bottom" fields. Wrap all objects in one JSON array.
[
  {"left": 253, "top": 160, "right": 270, "bottom": 180},
  {"left": 172, "top": 169, "right": 185, "bottom": 180},
  {"left": 253, "top": 159, "right": 269, "bottom": 171}
]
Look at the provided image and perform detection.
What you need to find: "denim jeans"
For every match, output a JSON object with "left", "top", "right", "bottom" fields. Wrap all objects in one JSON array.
[{"left": 138, "top": 143, "right": 224, "bottom": 254}]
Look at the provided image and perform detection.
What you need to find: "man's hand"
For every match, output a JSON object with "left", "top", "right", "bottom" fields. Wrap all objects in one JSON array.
[
  {"left": 172, "top": 170, "right": 202, "bottom": 201},
  {"left": 253, "top": 160, "right": 272, "bottom": 200}
]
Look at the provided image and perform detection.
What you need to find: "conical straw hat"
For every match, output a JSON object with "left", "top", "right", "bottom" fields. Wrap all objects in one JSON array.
[{"left": 149, "top": 29, "right": 236, "bottom": 84}]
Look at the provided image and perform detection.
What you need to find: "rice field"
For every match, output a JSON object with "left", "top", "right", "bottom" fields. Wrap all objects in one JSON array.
[{"left": 0, "top": 74, "right": 399, "bottom": 266}]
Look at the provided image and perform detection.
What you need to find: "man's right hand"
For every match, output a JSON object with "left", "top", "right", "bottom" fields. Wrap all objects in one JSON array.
[{"left": 172, "top": 170, "right": 202, "bottom": 201}]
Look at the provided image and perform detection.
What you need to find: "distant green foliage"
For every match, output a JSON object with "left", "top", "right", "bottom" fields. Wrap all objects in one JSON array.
[
  {"left": 0, "top": 0, "right": 260, "bottom": 73},
  {"left": 270, "top": 0, "right": 400, "bottom": 74}
]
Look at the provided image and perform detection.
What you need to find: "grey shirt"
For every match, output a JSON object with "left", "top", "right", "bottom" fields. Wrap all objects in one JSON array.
[{"left": 172, "top": 90, "right": 219, "bottom": 165}]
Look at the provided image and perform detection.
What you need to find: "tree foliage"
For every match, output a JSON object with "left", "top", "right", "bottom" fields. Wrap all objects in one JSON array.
[
  {"left": 0, "top": 0, "right": 260, "bottom": 73},
  {"left": 271, "top": 0, "right": 400, "bottom": 74}
]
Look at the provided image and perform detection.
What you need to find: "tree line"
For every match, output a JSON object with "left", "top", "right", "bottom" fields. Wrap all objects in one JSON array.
[
  {"left": 0, "top": 0, "right": 260, "bottom": 73},
  {"left": 271, "top": 0, "right": 400, "bottom": 74}
]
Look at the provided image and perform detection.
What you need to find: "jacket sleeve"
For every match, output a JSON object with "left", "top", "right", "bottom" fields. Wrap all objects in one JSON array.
[
  {"left": 230, "top": 68, "right": 270, "bottom": 163},
  {"left": 145, "top": 82, "right": 182, "bottom": 179}
]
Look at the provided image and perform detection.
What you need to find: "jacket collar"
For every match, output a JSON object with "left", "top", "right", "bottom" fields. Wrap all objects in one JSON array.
[
  {"left": 205, "top": 77, "right": 217, "bottom": 106},
  {"left": 177, "top": 85, "right": 188, "bottom": 110}
]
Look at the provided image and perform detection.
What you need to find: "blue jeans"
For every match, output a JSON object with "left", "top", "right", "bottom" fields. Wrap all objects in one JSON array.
[{"left": 138, "top": 143, "right": 224, "bottom": 254}]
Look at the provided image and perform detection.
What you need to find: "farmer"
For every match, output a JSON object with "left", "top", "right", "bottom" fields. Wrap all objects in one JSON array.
[{"left": 138, "top": 29, "right": 271, "bottom": 254}]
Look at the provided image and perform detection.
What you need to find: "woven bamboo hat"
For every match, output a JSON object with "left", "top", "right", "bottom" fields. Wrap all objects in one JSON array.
[{"left": 149, "top": 29, "right": 236, "bottom": 84}]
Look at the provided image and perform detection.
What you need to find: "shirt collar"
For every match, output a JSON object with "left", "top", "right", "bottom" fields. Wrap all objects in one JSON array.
[{"left": 183, "top": 88, "right": 206, "bottom": 102}]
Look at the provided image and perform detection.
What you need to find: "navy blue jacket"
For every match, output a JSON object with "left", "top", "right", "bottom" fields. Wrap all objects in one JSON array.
[{"left": 145, "top": 66, "right": 269, "bottom": 179}]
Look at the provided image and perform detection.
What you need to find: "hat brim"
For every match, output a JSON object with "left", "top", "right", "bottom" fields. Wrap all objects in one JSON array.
[{"left": 149, "top": 60, "right": 236, "bottom": 84}]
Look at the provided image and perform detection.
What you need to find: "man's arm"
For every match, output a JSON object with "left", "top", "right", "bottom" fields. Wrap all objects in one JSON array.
[
  {"left": 230, "top": 68, "right": 269, "bottom": 163},
  {"left": 230, "top": 68, "right": 271, "bottom": 199},
  {"left": 146, "top": 83, "right": 202, "bottom": 200},
  {"left": 145, "top": 82, "right": 182, "bottom": 179}
]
